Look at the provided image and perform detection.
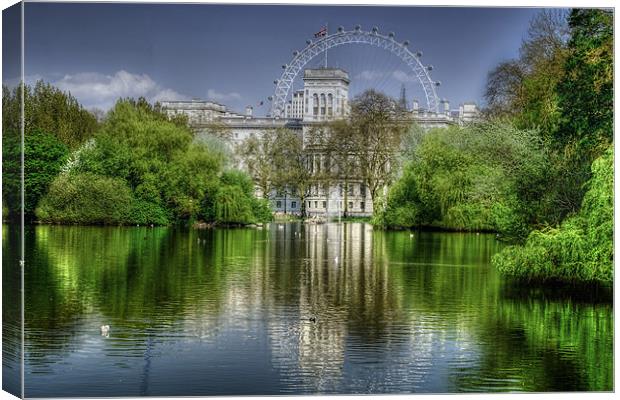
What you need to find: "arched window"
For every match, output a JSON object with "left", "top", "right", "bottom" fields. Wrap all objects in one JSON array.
[{"left": 320, "top": 93, "right": 326, "bottom": 116}]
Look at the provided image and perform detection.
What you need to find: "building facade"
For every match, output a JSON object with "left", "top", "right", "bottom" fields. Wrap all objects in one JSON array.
[{"left": 161, "top": 67, "right": 479, "bottom": 217}]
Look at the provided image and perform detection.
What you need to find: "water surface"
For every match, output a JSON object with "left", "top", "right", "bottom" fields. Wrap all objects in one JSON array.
[{"left": 2, "top": 223, "right": 613, "bottom": 396}]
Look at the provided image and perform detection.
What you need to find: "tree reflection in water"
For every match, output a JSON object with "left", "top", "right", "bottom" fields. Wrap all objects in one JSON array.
[{"left": 2, "top": 223, "right": 612, "bottom": 396}]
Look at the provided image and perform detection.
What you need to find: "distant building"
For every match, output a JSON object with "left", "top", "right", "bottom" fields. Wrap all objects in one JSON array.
[{"left": 161, "top": 67, "right": 479, "bottom": 216}]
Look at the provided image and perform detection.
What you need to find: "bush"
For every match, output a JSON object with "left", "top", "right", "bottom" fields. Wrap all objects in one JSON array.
[
  {"left": 36, "top": 173, "right": 133, "bottom": 225},
  {"left": 493, "top": 146, "right": 613, "bottom": 284}
]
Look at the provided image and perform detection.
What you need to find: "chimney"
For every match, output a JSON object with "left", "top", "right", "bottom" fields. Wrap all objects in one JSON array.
[{"left": 245, "top": 106, "right": 253, "bottom": 117}]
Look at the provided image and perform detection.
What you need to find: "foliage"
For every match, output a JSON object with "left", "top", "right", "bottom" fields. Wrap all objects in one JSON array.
[
  {"left": 483, "top": 9, "right": 612, "bottom": 220},
  {"left": 2, "top": 130, "right": 69, "bottom": 220},
  {"left": 2, "top": 81, "right": 98, "bottom": 148},
  {"left": 211, "top": 170, "right": 272, "bottom": 225},
  {"left": 36, "top": 98, "right": 267, "bottom": 226},
  {"left": 555, "top": 9, "right": 613, "bottom": 152},
  {"left": 493, "top": 146, "right": 613, "bottom": 283},
  {"left": 375, "top": 122, "right": 549, "bottom": 237},
  {"left": 36, "top": 173, "right": 133, "bottom": 225},
  {"left": 214, "top": 185, "right": 256, "bottom": 225},
  {"left": 2, "top": 80, "right": 95, "bottom": 221},
  {"left": 484, "top": 10, "right": 569, "bottom": 137}
]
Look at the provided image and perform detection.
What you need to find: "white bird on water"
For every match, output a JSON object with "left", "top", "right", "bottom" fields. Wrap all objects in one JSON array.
[{"left": 100, "top": 325, "right": 110, "bottom": 336}]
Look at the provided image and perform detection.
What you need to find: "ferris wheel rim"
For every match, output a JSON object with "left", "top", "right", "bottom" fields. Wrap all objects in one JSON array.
[{"left": 271, "top": 28, "right": 440, "bottom": 117}]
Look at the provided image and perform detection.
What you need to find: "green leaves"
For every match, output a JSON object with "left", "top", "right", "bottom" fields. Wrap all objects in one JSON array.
[
  {"left": 555, "top": 9, "right": 613, "bottom": 152},
  {"left": 493, "top": 146, "right": 613, "bottom": 284},
  {"left": 36, "top": 173, "right": 133, "bottom": 225},
  {"left": 376, "top": 122, "right": 549, "bottom": 235},
  {"left": 2, "top": 81, "right": 98, "bottom": 148},
  {"left": 2, "top": 130, "right": 69, "bottom": 220}
]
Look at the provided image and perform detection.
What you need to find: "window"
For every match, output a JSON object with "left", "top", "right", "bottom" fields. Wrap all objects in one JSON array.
[
  {"left": 348, "top": 201, "right": 353, "bottom": 209},
  {"left": 291, "top": 201, "right": 297, "bottom": 209},
  {"left": 314, "top": 201, "right": 318, "bottom": 208},
  {"left": 322, "top": 201, "right": 326, "bottom": 209},
  {"left": 360, "top": 202, "right": 365, "bottom": 211},
  {"left": 276, "top": 201, "right": 282, "bottom": 208},
  {"left": 348, "top": 184, "right": 354, "bottom": 196},
  {"left": 327, "top": 93, "right": 333, "bottom": 116},
  {"left": 313, "top": 94, "right": 319, "bottom": 116},
  {"left": 360, "top": 184, "right": 366, "bottom": 197}
]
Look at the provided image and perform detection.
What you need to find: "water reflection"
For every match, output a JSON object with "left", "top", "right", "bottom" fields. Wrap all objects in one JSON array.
[{"left": 2, "top": 223, "right": 613, "bottom": 396}]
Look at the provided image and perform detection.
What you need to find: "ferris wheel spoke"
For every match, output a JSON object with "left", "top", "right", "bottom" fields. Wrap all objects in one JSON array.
[{"left": 271, "top": 28, "right": 440, "bottom": 117}]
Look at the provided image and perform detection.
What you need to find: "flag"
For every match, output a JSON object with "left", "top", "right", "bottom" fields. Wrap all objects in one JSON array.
[{"left": 314, "top": 26, "right": 327, "bottom": 38}]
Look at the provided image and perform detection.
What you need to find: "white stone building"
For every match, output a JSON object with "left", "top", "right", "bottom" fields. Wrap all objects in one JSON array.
[{"left": 161, "top": 67, "right": 479, "bottom": 217}]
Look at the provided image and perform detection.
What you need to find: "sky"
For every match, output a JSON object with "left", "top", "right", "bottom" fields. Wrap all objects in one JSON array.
[{"left": 3, "top": 2, "right": 560, "bottom": 114}]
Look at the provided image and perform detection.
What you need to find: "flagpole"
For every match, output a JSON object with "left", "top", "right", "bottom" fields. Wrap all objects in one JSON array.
[{"left": 324, "top": 22, "right": 328, "bottom": 68}]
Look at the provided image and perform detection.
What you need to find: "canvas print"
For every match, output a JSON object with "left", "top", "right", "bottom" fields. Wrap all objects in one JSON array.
[{"left": 1, "top": 1, "right": 614, "bottom": 397}]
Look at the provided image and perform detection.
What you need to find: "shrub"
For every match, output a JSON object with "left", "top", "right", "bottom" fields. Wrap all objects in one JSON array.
[{"left": 36, "top": 173, "right": 133, "bottom": 225}]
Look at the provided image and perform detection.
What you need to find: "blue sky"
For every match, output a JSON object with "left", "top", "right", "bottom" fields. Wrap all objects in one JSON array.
[{"left": 4, "top": 3, "right": 558, "bottom": 114}]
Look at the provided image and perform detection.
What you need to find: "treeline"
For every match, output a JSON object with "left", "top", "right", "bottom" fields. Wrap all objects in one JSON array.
[
  {"left": 2, "top": 84, "right": 270, "bottom": 226},
  {"left": 377, "top": 9, "right": 613, "bottom": 284}
]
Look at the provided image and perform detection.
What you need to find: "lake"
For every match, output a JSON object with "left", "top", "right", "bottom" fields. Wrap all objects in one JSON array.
[{"left": 2, "top": 223, "right": 613, "bottom": 396}]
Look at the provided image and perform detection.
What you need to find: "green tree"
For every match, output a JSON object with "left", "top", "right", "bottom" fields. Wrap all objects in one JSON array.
[
  {"left": 484, "top": 9, "right": 569, "bottom": 137},
  {"left": 555, "top": 9, "right": 613, "bottom": 152},
  {"left": 211, "top": 170, "right": 272, "bottom": 224},
  {"left": 38, "top": 98, "right": 235, "bottom": 225},
  {"left": 2, "top": 81, "right": 98, "bottom": 148},
  {"left": 493, "top": 146, "right": 613, "bottom": 284},
  {"left": 2, "top": 130, "right": 68, "bottom": 220},
  {"left": 376, "top": 122, "right": 549, "bottom": 238}
]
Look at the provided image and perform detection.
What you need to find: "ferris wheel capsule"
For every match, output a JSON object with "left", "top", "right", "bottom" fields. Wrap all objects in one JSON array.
[
  {"left": 403, "top": 40, "right": 410, "bottom": 47},
  {"left": 372, "top": 26, "right": 379, "bottom": 33},
  {"left": 306, "top": 39, "right": 312, "bottom": 45},
  {"left": 282, "top": 64, "right": 287, "bottom": 69},
  {"left": 388, "top": 32, "right": 395, "bottom": 38},
  {"left": 427, "top": 65, "right": 434, "bottom": 71},
  {"left": 338, "top": 26, "right": 344, "bottom": 32},
  {"left": 273, "top": 80, "right": 278, "bottom": 84},
  {"left": 293, "top": 51, "right": 299, "bottom": 56},
  {"left": 354, "top": 24, "right": 361, "bottom": 31},
  {"left": 267, "top": 96, "right": 273, "bottom": 101},
  {"left": 435, "top": 81, "right": 441, "bottom": 87},
  {"left": 416, "top": 51, "right": 423, "bottom": 57}
]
